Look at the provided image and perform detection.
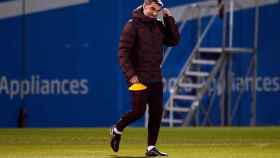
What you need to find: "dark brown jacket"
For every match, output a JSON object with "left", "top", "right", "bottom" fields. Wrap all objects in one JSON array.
[{"left": 119, "top": 6, "right": 180, "bottom": 83}]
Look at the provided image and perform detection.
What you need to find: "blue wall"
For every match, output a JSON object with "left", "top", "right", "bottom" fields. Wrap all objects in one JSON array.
[{"left": 0, "top": 0, "right": 279, "bottom": 127}]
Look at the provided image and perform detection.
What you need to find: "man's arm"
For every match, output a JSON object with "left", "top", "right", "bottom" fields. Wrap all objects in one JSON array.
[
  {"left": 118, "top": 21, "right": 139, "bottom": 83},
  {"left": 162, "top": 8, "right": 180, "bottom": 46}
]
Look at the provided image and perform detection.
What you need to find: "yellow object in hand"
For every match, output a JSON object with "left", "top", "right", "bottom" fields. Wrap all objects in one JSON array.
[{"left": 128, "top": 83, "right": 147, "bottom": 91}]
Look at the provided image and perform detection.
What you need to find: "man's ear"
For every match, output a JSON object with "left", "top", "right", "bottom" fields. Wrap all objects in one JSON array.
[
  {"left": 143, "top": 4, "right": 146, "bottom": 9},
  {"left": 143, "top": 4, "right": 148, "bottom": 15}
]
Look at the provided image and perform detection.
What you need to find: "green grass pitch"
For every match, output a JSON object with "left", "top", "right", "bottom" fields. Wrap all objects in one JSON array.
[{"left": 0, "top": 127, "right": 279, "bottom": 158}]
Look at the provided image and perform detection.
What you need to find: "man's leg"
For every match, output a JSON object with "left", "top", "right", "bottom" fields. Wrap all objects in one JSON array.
[
  {"left": 116, "top": 89, "right": 148, "bottom": 131},
  {"left": 147, "top": 82, "right": 163, "bottom": 146},
  {"left": 145, "top": 82, "right": 167, "bottom": 156},
  {"left": 111, "top": 89, "right": 148, "bottom": 152}
]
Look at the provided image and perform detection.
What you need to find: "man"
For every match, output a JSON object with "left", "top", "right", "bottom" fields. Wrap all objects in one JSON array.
[{"left": 111, "top": 0, "right": 180, "bottom": 156}]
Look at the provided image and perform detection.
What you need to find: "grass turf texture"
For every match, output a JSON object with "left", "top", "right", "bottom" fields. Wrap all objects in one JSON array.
[{"left": 0, "top": 127, "right": 279, "bottom": 158}]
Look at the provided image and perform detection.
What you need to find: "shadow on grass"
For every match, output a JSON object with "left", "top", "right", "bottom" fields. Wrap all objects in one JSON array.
[{"left": 107, "top": 155, "right": 146, "bottom": 158}]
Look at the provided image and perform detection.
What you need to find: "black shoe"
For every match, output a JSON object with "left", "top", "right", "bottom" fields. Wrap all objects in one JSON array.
[
  {"left": 110, "top": 127, "right": 121, "bottom": 152},
  {"left": 145, "top": 147, "right": 168, "bottom": 157}
]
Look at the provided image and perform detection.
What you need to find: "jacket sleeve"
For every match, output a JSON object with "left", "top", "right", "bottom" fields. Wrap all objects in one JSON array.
[
  {"left": 163, "top": 16, "right": 180, "bottom": 46},
  {"left": 118, "top": 21, "right": 136, "bottom": 81}
]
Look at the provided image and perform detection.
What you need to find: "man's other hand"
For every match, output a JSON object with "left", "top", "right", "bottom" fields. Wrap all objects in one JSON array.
[{"left": 129, "top": 75, "right": 139, "bottom": 84}]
